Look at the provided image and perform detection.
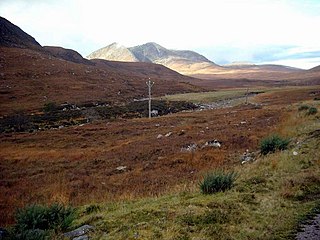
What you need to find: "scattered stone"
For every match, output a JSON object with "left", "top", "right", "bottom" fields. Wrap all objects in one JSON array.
[
  {"left": 241, "top": 149, "right": 256, "bottom": 164},
  {"left": 116, "top": 166, "right": 127, "bottom": 171},
  {"left": 157, "top": 134, "right": 163, "bottom": 139},
  {"left": 178, "top": 130, "right": 185, "bottom": 136},
  {"left": 151, "top": 110, "right": 158, "bottom": 117},
  {"left": 181, "top": 143, "right": 197, "bottom": 152},
  {"left": 73, "top": 235, "right": 89, "bottom": 240},
  {"left": 203, "top": 139, "right": 222, "bottom": 148},
  {"left": 293, "top": 151, "right": 298, "bottom": 156},
  {"left": 63, "top": 225, "right": 94, "bottom": 239},
  {"left": 165, "top": 132, "right": 173, "bottom": 137}
]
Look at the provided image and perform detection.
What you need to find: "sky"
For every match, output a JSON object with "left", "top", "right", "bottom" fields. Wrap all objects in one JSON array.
[{"left": 1, "top": 0, "right": 320, "bottom": 69}]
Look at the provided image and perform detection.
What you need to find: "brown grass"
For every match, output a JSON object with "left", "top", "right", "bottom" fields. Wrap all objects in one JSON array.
[{"left": 0, "top": 86, "right": 319, "bottom": 225}]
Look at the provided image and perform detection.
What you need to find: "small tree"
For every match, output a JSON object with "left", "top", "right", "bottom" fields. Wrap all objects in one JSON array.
[{"left": 43, "top": 102, "right": 58, "bottom": 113}]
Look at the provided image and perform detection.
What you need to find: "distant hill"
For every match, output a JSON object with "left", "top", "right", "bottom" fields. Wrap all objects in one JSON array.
[
  {"left": 309, "top": 65, "right": 320, "bottom": 72},
  {"left": 87, "top": 42, "right": 305, "bottom": 78},
  {"left": 0, "top": 17, "right": 203, "bottom": 115},
  {"left": 44, "top": 46, "right": 93, "bottom": 65},
  {"left": 87, "top": 42, "right": 223, "bottom": 75},
  {"left": 0, "top": 16, "right": 42, "bottom": 50},
  {"left": 87, "top": 42, "right": 138, "bottom": 62}
]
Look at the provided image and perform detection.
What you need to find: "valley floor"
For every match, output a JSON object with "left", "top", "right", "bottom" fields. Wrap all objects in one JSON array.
[{"left": 0, "top": 87, "right": 319, "bottom": 237}]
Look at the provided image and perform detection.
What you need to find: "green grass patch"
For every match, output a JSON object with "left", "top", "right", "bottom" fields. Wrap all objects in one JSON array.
[
  {"left": 307, "top": 107, "right": 318, "bottom": 115},
  {"left": 7, "top": 203, "right": 76, "bottom": 239},
  {"left": 199, "top": 171, "right": 237, "bottom": 194},
  {"left": 260, "top": 135, "right": 290, "bottom": 155}
]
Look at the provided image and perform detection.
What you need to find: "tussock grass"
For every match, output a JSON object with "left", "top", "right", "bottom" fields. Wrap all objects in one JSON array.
[{"left": 72, "top": 101, "right": 320, "bottom": 239}]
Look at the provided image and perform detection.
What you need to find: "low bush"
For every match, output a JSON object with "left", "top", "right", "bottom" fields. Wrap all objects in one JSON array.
[
  {"left": 307, "top": 107, "right": 318, "bottom": 115},
  {"left": 12, "top": 203, "right": 76, "bottom": 237},
  {"left": 298, "top": 105, "right": 309, "bottom": 111},
  {"left": 200, "top": 171, "right": 237, "bottom": 194},
  {"left": 260, "top": 135, "right": 290, "bottom": 155}
]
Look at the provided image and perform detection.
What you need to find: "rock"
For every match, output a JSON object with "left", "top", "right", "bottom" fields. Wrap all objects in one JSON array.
[
  {"left": 157, "top": 134, "right": 163, "bottom": 139},
  {"left": 241, "top": 150, "right": 256, "bottom": 164},
  {"left": 116, "top": 166, "right": 127, "bottom": 171},
  {"left": 63, "top": 225, "right": 94, "bottom": 239},
  {"left": 178, "top": 130, "right": 185, "bottom": 136},
  {"left": 151, "top": 110, "right": 158, "bottom": 117},
  {"left": 165, "top": 132, "right": 173, "bottom": 137},
  {"left": 181, "top": 143, "right": 197, "bottom": 152},
  {"left": 203, "top": 139, "right": 222, "bottom": 148},
  {"left": 73, "top": 235, "right": 89, "bottom": 240}
]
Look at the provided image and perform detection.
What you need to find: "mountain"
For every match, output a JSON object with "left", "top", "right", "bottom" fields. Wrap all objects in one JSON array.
[
  {"left": 87, "top": 42, "right": 223, "bottom": 75},
  {"left": 87, "top": 42, "right": 139, "bottom": 62},
  {"left": 88, "top": 42, "right": 306, "bottom": 78},
  {"left": 0, "top": 16, "right": 42, "bottom": 50},
  {"left": 0, "top": 17, "right": 202, "bottom": 115}
]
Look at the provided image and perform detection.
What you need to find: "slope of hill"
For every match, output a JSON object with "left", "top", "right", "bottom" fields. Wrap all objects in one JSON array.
[
  {"left": 0, "top": 17, "right": 202, "bottom": 115},
  {"left": 87, "top": 42, "right": 223, "bottom": 75},
  {"left": 87, "top": 42, "right": 307, "bottom": 78},
  {"left": 0, "top": 16, "right": 42, "bottom": 50},
  {"left": 309, "top": 65, "right": 320, "bottom": 72},
  {"left": 87, "top": 42, "right": 139, "bottom": 62},
  {"left": 44, "top": 46, "right": 93, "bottom": 65}
]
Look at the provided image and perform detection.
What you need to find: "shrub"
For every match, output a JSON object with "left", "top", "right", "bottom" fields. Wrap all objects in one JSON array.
[
  {"left": 298, "top": 105, "right": 309, "bottom": 111},
  {"left": 14, "top": 203, "right": 75, "bottom": 233},
  {"left": 200, "top": 171, "right": 237, "bottom": 194},
  {"left": 307, "top": 107, "right": 318, "bottom": 115},
  {"left": 43, "top": 102, "right": 58, "bottom": 113},
  {"left": 260, "top": 135, "right": 290, "bottom": 155}
]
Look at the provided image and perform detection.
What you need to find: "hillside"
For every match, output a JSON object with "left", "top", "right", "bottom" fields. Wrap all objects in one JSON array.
[
  {"left": 87, "top": 42, "right": 138, "bottom": 62},
  {"left": 87, "top": 42, "right": 224, "bottom": 75},
  {"left": 43, "top": 46, "right": 93, "bottom": 65},
  {"left": 0, "top": 17, "right": 202, "bottom": 115},
  {"left": 87, "top": 42, "right": 308, "bottom": 79},
  {"left": 0, "top": 16, "right": 42, "bottom": 50}
]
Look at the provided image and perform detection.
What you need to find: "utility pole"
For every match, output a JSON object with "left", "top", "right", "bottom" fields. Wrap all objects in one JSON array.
[
  {"left": 146, "top": 78, "right": 154, "bottom": 118},
  {"left": 245, "top": 88, "right": 249, "bottom": 105}
]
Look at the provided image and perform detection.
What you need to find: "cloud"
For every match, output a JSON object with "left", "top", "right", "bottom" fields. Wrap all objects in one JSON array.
[{"left": 0, "top": 0, "right": 320, "bottom": 68}]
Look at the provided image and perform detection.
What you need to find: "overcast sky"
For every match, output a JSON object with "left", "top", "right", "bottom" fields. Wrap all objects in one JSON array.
[{"left": 1, "top": 0, "right": 320, "bottom": 69}]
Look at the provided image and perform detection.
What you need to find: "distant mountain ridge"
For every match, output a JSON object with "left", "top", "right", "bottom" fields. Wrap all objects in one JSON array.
[
  {"left": 87, "top": 42, "right": 305, "bottom": 77},
  {"left": 87, "top": 42, "right": 223, "bottom": 75}
]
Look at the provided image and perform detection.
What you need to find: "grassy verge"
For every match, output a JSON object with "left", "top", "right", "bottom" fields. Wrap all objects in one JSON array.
[
  {"left": 63, "top": 101, "right": 320, "bottom": 239},
  {"left": 160, "top": 89, "right": 254, "bottom": 104},
  {"left": 71, "top": 101, "right": 319, "bottom": 239}
]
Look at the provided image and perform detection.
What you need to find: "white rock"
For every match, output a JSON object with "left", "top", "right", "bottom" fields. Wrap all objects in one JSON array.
[
  {"left": 157, "top": 134, "right": 163, "bottom": 139},
  {"left": 165, "top": 132, "right": 172, "bottom": 137}
]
